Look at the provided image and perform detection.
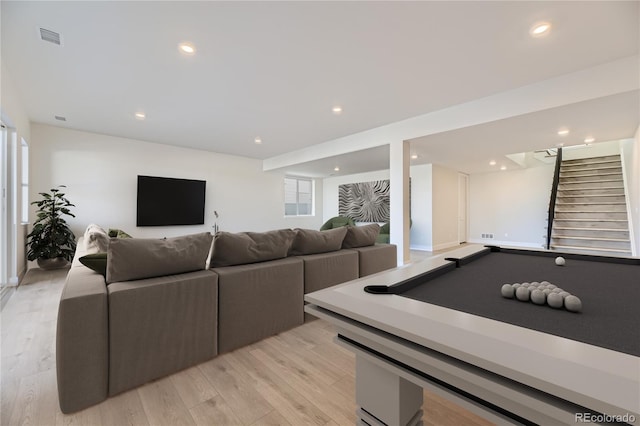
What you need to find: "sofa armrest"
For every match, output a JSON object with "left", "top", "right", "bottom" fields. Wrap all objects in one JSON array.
[
  {"left": 353, "top": 244, "right": 398, "bottom": 277},
  {"left": 56, "top": 267, "right": 109, "bottom": 413}
]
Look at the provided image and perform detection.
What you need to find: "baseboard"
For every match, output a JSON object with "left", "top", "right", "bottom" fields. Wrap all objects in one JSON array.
[
  {"left": 410, "top": 245, "right": 432, "bottom": 252},
  {"left": 467, "top": 239, "right": 545, "bottom": 249},
  {"left": 432, "top": 241, "right": 461, "bottom": 252}
]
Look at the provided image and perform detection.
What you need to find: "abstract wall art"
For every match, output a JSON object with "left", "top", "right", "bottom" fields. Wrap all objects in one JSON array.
[{"left": 339, "top": 179, "right": 390, "bottom": 222}]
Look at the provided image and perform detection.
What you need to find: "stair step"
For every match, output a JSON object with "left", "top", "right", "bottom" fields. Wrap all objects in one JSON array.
[
  {"left": 561, "top": 155, "right": 621, "bottom": 165},
  {"left": 560, "top": 161, "right": 622, "bottom": 174},
  {"left": 561, "top": 160, "right": 620, "bottom": 169},
  {"left": 557, "top": 196, "right": 626, "bottom": 204},
  {"left": 559, "top": 171, "right": 622, "bottom": 178},
  {"left": 558, "top": 186, "right": 624, "bottom": 192},
  {"left": 549, "top": 245, "right": 631, "bottom": 256},
  {"left": 555, "top": 218, "right": 627, "bottom": 223},
  {"left": 554, "top": 211, "right": 628, "bottom": 220},
  {"left": 559, "top": 180, "right": 623, "bottom": 187},
  {"left": 556, "top": 202, "right": 626, "bottom": 205},
  {"left": 551, "top": 219, "right": 629, "bottom": 229},
  {"left": 551, "top": 235, "right": 630, "bottom": 242},
  {"left": 553, "top": 230, "right": 629, "bottom": 240},
  {"left": 553, "top": 226, "right": 628, "bottom": 232}
]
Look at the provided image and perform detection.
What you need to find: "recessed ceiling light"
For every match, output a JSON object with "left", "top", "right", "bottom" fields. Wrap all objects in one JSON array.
[
  {"left": 254, "top": 137, "right": 262, "bottom": 144},
  {"left": 557, "top": 128, "right": 569, "bottom": 136},
  {"left": 530, "top": 22, "right": 551, "bottom": 37},
  {"left": 178, "top": 42, "right": 196, "bottom": 54},
  {"left": 411, "top": 154, "right": 418, "bottom": 160},
  {"left": 135, "top": 112, "right": 146, "bottom": 120},
  {"left": 332, "top": 106, "right": 342, "bottom": 114},
  {"left": 489, "top": 160, "right": 496, "bottom": 166},
  {"left": 500, "top": 165, "right": 507, "bottom": 171},
  {"left": 334, "top": 166, "right": 340, "bottom": 172},
  {"left": 584, "top": 137, "right": 595, "bottom": 144}
]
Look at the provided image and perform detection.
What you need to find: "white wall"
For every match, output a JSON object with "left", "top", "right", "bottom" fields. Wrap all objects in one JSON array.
[
  {"left": 30, "top": 124, "right": 322, "bottom": 244},
  {"left": 1, "top": 62, "right": 31, "bottom": 283},
  {"left": 469, "top": 165, "right": 554, "bottom": 248},
  {"left": 621, "top": 132, "right": 640, "bottom": 255},
  {"left": 431, "top": 165, "right": 460, "bottom": 251}
]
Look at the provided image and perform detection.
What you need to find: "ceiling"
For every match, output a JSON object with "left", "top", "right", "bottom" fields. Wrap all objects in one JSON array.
[{"left": 2, "top": 1, "right": 639, "bottom": 175}]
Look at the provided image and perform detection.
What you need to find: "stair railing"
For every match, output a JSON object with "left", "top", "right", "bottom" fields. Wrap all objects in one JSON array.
[{"left": 546, "top": 147, "right": 563, "bottom": 249}]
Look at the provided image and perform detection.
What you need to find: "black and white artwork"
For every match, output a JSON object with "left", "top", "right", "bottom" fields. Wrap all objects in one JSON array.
[{"left": 339, "top": 180, "right": 390, "bottom": 222}]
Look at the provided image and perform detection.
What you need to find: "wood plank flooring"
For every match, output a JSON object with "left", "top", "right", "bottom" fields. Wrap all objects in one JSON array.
[{"left": 1, "top": 266, "right": 493, "bottom": 426}]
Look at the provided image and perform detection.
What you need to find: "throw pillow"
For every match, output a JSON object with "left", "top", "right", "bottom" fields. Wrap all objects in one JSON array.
[
  {"left": 289, "top": 227, "right": 348, "bottom": 256},
  {"left": 108, "top": 228, "right": 132, "bottom": 239},
  {"left": 342, "top": 224, "right": 381, "bottom": 248},
  {"left": 106, "top": 232, "right": 213, "bottom": 284},
  {"left": 84, "top": 224, "right": 109, "bottom": 254},
  {"left": 210, "top": 229, "right": 296, "bottom": 267},
  {"left": 79, "top": 252, "right": 108, "bottom": 276}
]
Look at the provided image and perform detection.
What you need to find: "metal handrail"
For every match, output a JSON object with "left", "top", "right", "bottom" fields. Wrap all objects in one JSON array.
[{"left": 546, "top": 147, "right": 563, "bottom": 249}]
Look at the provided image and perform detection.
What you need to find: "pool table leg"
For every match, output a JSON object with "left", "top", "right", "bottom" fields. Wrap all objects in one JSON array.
[{"left": 355, "top": 355, "right": 424, "bottom": 426}]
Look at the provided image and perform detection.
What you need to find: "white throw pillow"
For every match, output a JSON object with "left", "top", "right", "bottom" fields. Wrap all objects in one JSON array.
[{"left": 84, "top": 224, "right": 109, "bottom": 254}]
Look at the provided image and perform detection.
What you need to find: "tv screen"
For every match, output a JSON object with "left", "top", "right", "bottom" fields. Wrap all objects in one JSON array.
[{"left": 136, "top": 175, "right": 206, "bottom": 226}]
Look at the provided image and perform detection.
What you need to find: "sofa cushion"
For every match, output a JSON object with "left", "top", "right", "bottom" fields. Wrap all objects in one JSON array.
[
  {"left": 84, "top": 224, "right": 109, "bottom": 254},
  {"left": 210, "top": 229, "right": 296, "bottom": 267},
  {"left": 289, "top": 227, "right": 347, "bottom": 256},
  {"left": 342, "top": 224, "right": 381, "bottom": 248},
  {"left": 79, "top": 252, "right": 108, "bottom": 276},
  {"left": 106, "top": 232, "right": 213, "bottom": 284}
]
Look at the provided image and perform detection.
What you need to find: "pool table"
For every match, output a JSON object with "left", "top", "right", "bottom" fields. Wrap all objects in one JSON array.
[{"left": 304, "top": 245, "right": 640, "bottom": 426}]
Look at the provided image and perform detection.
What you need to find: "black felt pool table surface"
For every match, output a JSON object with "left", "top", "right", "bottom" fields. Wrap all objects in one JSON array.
[{"left": 397, "top": 248, "right": 640, "bottom": 356}]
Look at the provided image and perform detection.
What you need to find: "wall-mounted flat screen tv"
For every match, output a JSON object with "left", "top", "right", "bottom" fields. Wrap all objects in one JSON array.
[{"left": 137, "top": 175, "right": 206, "bottom": 226}]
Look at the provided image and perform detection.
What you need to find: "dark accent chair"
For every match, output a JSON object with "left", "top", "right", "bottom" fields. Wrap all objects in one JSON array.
[{"left": 320, "top": 216, "right": 355, "bottom": 230}]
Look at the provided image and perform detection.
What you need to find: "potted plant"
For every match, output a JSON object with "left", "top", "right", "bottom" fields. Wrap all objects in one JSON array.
[{"left": 26, "top": 186, "right": 77, "bottom": 269}]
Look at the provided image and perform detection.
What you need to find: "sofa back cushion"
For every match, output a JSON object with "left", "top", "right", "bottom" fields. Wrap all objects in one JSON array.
[
  {"left": 342, "top": 224, "right": 381, "bottom": 248},
  {"left": 289, "top": 227, "right": 347, "bottom": 256},
  {"left": 106, "top": 232, "right": 213, "bottom": 283},
  {"left": 210, "top": 229, "right": 296, "bottom": 267}
]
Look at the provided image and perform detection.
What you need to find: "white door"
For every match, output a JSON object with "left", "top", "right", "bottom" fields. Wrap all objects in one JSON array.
[{"left": 457, "top": 173, "right": 468, "bottom": 244}]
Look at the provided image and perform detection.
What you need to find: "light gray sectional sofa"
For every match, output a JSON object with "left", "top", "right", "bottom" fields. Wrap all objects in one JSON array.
[{"left": 56, "top": 225, "right": 396, "bottom": 413}]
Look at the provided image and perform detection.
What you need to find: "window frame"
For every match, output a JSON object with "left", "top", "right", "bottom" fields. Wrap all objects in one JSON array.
[{"left": 284, "top": 176, "right": 315, "bottom": 217}]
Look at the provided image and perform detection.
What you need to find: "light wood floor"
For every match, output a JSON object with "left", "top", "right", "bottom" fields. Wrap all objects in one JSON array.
[{"left": 1, "top": 266, "right": 493, "bottom": 426}]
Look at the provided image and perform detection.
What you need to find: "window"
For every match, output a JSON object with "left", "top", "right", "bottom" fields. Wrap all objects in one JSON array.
[
  {"left": 21, "top": 139, "right": 28, "bottom": 224},
  {"left": 284, "top": 176, "right": 313, "bottom": 216}
]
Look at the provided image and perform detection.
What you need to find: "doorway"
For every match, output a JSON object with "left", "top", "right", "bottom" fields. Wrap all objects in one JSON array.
[{"left": 457, "top": 173, "right": 468, "bottom": 244}]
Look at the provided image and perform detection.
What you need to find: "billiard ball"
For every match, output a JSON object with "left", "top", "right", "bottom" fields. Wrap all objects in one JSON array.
[
  {"left": 516, "top": 286, "right": 530, "bottom": 302},
  {"left": 501, "top": 284, "right": 515, "bottom": 298},
  {"left": 555, "top": 256, "right": 566, "bottom": 266},
  {"left": 530, "top": 289, "right": 546, "bottom": 305},
  {"left": 565, "top": 295, "right": 582, "bottom": 313},
  {"left": 547, "top": 292, "right": 564, "bottom": 309}
]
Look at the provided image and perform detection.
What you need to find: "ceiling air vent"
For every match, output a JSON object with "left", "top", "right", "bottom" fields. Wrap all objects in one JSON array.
[
  {"left": 54, "top": 116, "right": 66, "bottom": 121},
  {"left": 40, "top": 28, "right": 61, "bottom": 45}
]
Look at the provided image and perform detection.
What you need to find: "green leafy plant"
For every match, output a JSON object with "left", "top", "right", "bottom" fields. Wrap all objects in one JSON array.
[{"left": 26, "top": 186, "right": 77, "bottom": 262}]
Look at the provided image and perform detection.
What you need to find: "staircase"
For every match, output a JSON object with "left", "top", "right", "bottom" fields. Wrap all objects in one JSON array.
[{"left": 550, "top": 155, "right": 632, "bottom": 256}]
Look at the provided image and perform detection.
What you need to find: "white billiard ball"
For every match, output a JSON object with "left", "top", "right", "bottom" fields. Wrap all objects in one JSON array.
[{"left": 555, "top": 256, "right": 566, "bottom": 266}]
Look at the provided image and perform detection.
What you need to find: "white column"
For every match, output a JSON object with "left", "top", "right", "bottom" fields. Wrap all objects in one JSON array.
[{"left": 390, "top": 140, "right": 411, "bottom": 265}]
